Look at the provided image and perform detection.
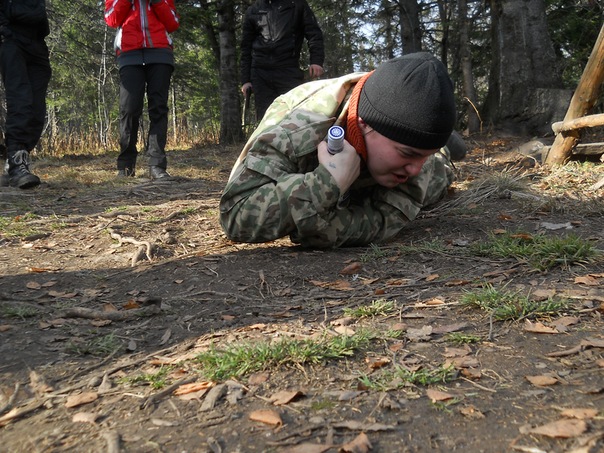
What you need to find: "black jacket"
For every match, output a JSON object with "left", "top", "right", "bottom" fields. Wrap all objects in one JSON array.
[
  {"left": 240, "top": 0, "right": 324, "bottom": 84},
  {"left": 0, "top": 0, "right": 50, "bottom": 41}
]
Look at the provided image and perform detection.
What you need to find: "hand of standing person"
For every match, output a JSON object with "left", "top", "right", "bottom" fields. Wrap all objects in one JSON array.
[
  {"left": 241, "top": 82, "right": 253, "bottom": 96},
  {"left": 309, "top": 64, "right": 324, "bottom": 79}
]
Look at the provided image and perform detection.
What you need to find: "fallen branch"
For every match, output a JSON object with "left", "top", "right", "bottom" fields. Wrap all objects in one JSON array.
[
  {"left": 140, "top": 377, "right": 196, "bottom": 410},
  {"left": 107, "top": 227, "right": 154, "bottom": 266},
  {"left": 58, "top": 304, "right": 161, "bottom": 321},
  {"left": 546, "top": 337, "right": 604, "bottom": 357},
  {"left": 0, "top": 383, "right": 20, "bottom": 417}
]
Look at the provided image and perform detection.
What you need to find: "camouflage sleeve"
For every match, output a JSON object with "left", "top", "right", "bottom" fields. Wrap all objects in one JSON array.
[
  {"left": 293, "top": 152, "right": 453, "bottom": 248},
  {"left": 219, "top": 139, "right": 342, "bottom": 244},
  {"left": 220, "top": 139, "right": 453, "bottom": 248}
]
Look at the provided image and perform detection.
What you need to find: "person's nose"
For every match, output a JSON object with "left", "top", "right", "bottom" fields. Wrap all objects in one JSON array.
[{"left": 405, "top": 157, "right": 428, "bottom": 177}]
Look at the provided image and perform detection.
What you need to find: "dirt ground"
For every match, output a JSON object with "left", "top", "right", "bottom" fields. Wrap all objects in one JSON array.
[{"left": 0, "top": 134, "right": 603, "bottom": 453}]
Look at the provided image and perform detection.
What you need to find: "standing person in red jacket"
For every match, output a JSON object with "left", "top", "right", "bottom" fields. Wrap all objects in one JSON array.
[{"left": 104, "top": 0, "right": 179, "bottom": 180}]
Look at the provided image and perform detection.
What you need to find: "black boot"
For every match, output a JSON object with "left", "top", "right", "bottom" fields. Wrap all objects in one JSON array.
[
  {"left": 3, "top": 150, "right": 40, "bottom": 189},
  {"left": 117, "top": 167, "right": 136, "bottom": 177},
  {"left": 149, "top": 166, "right": 171, "bottom": 180}
]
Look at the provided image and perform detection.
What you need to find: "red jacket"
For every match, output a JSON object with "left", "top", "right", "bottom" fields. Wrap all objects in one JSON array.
[{"left": 105, "top": 0, "right": 179, "bottom": 55}]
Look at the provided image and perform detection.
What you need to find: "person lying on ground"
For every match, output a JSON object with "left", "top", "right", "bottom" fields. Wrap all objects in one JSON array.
[{"left": 220, "top": 52, "right": 467, "bottom": 248}]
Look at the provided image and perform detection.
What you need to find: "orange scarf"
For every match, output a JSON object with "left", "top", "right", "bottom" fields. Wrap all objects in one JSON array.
[{"left": 343, "top": 71, "right": 373, "bottom": 161}]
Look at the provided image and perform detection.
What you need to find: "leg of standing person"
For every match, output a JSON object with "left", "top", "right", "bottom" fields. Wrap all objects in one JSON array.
[
  {"left": 0, "top": 37, "right": 42, "bottom": 189},
  {"left": 251, "top": 67, "right": 279, "bottom": 121},
  {"left": 117, "top": 65, "right": 145, "bottom": 177},
  {"left": 24, "top": 39, "right": 52, "bottom": 152},
  {"left": 273, "top": 66, "right": 304, "bottom": 97},
  {"left": 145, "top": 63, "right": 173, "bottom": 180}
]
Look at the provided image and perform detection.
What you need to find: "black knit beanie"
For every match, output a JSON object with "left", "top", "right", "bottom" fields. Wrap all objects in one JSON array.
[{"left": 358, "top": 52, "right": 456, "bottom": 149}]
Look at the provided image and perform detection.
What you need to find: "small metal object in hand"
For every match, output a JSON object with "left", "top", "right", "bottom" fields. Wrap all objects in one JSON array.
[{"left": 327, "top": 126, "right": 345, "bottom": 154}]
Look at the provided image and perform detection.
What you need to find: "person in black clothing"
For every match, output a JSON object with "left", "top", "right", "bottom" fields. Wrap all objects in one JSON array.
[
  {"left": 0, "top": 0, "right": 51, "bottom": 189},
  {"left": 240, "top": 0, "right": 325, "bottom": 121}
]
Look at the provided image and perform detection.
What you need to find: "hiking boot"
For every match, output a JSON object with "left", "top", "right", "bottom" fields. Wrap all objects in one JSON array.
[
  {"left": 5, "top": 150, "right": 40, "bottom": 189},
  {"left": 149, "top": 166, "right": 171, "bottom": 180},
  {"left": 117, "top": 167, "right": 135, "bottom": 177},
  {"left": 445, "top": 130, "right": 468, "bottom": 161}
]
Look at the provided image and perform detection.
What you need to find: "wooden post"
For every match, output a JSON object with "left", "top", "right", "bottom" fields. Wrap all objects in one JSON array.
[{"left": 545, "top": 24, "right": 604, "bottom": 166}]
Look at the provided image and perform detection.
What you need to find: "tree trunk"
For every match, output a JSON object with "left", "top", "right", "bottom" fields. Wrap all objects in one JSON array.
[
  {"left": 217, "top": 0, "right": 243, "bottom": 144},
  {"left": 398, "top": 0, "right": 422, "bottom": 54},
  {"left": 458, "top": 0, "right": 480, "bottom": 133},
  {"left": 483, "top": 0, "right": 568, "bottom": 135}
]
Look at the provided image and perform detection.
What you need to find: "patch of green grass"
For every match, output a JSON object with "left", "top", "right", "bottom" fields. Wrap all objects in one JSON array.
[
  {"left": 359, "top": 364, "right": 457, "bottom": 391},
  {"left": 0, "top": 214, "right": 42, "bottom": 239},
  {"left": 180, "top": 207, "right": 197, "bottom": 215},
  {"left": 461, "top": 284, "right": 569, "bottom": 321},
  {"left": 195, "top": 331, "right": 375, "bottom": 381},
  {"left": 384, "top": 329, "right": 405, "bottom": 339},
  {"left": 431, "top": 398, "right": 461, "bottom": 413},
  {"left": 471, "top": 232, "right": 599, "bottom": 270},
  {"left": 120, "top": 366, "right": 173, "bottom": 390},
  {"left": 66, "top": 333, "right": 122, "bottom": 357},
  {"left": 0, "top": 304, "right": 40, "bottom": 319},
  {"left": 360, "top": 243, "right": 389, "bottom": 262},
  {"left": 399, "top": 239, "right": 448, "bottom": 255},
  {"left": 104, "top": 206, "right": 129, "bottom": 213},
  {"left": 310, "top": 399, "right": 336, "bottom": 411},
  {"left": 446, "top": 333, "right": 482, "bottom": 345},
  {"left": 343, "top": 299, "right": 398, "bottom": 318}
]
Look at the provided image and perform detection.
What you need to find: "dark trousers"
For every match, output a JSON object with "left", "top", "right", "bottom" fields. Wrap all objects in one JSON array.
[
  {"left": 0, "top": 36, "right": 51, "bottom": 154},
  {"left": 251, "top": 66, "right": 304, "bottom": 120},
  {"left": 118, "top": 63, "right": 173, "bottom": 170}
]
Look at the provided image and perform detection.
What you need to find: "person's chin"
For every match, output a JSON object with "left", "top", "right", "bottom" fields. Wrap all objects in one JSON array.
[{"left": 376, "top": 176, "right": 401, "bottom": 188}]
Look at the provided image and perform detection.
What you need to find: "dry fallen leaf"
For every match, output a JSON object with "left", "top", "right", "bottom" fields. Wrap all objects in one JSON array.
[
  {"left": 559, "top": 408, "right": 598, "bottom": 420},
  {"left": 122, "top": 300, "right": 140, "bottom": 310},
  {"left": 407, "top": 325, "right": 433, "bottom": 341},
  {"left": 173, "top": 381, "right": 214, "bottom": 396},
  {"left": 574, "top": 275, "right": 599, "bottom": 286},
  {"left": 26, "top": 281, "right": 42, "bottom": 290},
  {"left": 271, "top": 390, "right": 304, "bottom": 405},
  {"left": 426, "top": 388, "right": 454, "bottom": 402},
  {"left": 459, "top": 405, "right": 485, "bottom": 419},
  {"left": 365, "top": 356, "right": 391, "bottom": 370},
  {"left": 282, "top": 443, "right": 332, "bottom": 453},
  {"left": 334, "top": 325, "right": 356, "bottom": 336},
  {"left": 248, "top": 409, "right": 282, "bottom": 427},
  {"left": 248, "top": 371, "right": 270, "bottom": 385},
  {"left": 340, "top": 262, "right": 362, "bottom": 275},
  {"left": 339, "top": 432, "right": 372, "bottom": 453},
  {"left": 528, "top": 419, "right": 587, "bottom": 438},
  {"left": 525, "top": 375, "right": 558, "bottom": 386},
  {"left": 65, "top": 392, "right": 98, "bottom": 408},
  {"left": 524, "top": 319, "right": 558, "bottom": 334},
  {"left": 72, "top": 412, "right": 98, "bottom": 424}
]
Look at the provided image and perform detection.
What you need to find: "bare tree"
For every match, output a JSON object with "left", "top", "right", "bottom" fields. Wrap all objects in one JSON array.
[
  {"left": 483, "top": 0, "right": 568, "bottom": 135},
  {"left": 216, "top": 0, "right": 243, "bottom": 143}
]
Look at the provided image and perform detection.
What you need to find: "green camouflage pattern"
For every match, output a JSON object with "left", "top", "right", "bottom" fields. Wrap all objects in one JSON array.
[{"left": 220, "top": 73, "right": 454, "bottom": 248}]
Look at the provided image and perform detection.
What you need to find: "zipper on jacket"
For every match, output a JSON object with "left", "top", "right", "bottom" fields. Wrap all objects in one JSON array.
[{"left": 138, "top": 0, "right": 153, "bottom": 50}]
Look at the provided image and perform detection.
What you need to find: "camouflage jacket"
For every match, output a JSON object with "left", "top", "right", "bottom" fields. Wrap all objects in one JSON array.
[{"left": 220, "top": 73, "right": 453, "bottom": 248}]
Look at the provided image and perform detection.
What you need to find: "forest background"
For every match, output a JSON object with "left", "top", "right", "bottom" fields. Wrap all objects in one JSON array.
[{"left": 1, "top": 0, "right": 602, "bottom": 156}]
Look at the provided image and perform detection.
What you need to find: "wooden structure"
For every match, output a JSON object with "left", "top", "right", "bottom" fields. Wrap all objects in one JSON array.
[{"left": 545, "top": 24, "right": 604, "bottom": 166}]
